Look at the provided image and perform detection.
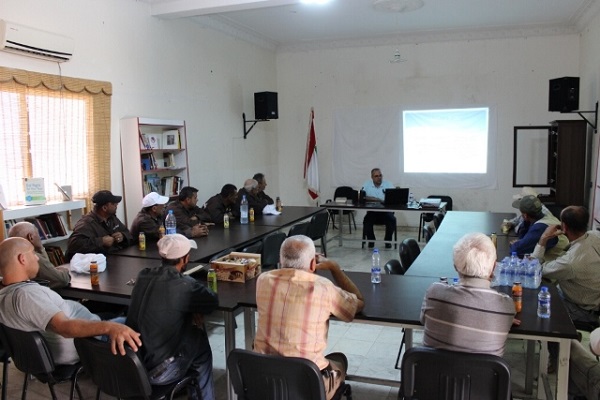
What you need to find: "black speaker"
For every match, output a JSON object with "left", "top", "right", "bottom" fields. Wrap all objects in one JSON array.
[
  {"left": 549, "top": 77, "right": 580, "bottom": 112},
  {"left": 254, "top": 92, "right": 278, "bottom": 120}
]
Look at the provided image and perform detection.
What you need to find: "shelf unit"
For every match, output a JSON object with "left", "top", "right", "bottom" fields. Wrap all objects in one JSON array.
[
  {"left": 1, "top": 200, "right": 86, "bottom": 243},
  {"left": 120, "top": 117, "right": 190, "bottom": 226}
]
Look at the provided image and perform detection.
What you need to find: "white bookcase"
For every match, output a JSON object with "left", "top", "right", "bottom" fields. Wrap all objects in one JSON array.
[{"left": 120, "top": 117, "right": 190, "bottom": 226}]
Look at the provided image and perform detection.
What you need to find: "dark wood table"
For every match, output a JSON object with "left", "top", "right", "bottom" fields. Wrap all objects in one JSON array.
[{"left": 251, "top": 206, "right": 323, "bottom": 227}]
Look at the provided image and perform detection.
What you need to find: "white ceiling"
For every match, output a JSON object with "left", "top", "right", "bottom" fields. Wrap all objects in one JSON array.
[{"left": 144, "top": 0, "right": 600, "bottom": 51}]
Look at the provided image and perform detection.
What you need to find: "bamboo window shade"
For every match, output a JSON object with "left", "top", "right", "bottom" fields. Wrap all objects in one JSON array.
[{"left": 0, "top": 66, "right": 112, "bottom": 209}]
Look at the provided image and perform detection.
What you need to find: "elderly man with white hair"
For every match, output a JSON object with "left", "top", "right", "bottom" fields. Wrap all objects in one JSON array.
[
  {"left": 420, "top": 232, "right": 517, "bottom": 356},
  {"left": 233, "top": 178, "right": 270, "bottom": 218}
]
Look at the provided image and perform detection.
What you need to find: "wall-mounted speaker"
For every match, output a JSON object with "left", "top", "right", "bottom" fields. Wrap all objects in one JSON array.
[
  {"left": 549, "top": 77, "right": 580, "bottom": 112},
  {"left": 254, "top": 92, "right": 278, "bottom": 120}
]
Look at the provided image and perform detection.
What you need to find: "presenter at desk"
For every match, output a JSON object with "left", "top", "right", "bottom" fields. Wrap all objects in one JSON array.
[{"left": 362, "top": 168, "right": 396, "bottom": 249}]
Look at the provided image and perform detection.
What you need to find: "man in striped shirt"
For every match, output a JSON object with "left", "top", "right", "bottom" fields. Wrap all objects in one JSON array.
[
  {"left": 421, "top": 232, "right": 516, "bottom": 356},
  {"left": 254, "top": 235, "right": 364, "bottom": 399}
]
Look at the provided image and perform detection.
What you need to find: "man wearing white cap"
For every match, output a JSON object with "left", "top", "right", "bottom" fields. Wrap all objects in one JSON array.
[
  {"left": 130, "top": 192, "right": 169, "bottom": 240},
  {"left": 127, "top": 234, "right": 219, "bottom": 400}
]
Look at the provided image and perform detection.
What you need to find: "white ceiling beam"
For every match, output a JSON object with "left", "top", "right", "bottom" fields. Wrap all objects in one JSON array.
[{"left": 151, "top": 0, "right": 300, "bottom": 19}]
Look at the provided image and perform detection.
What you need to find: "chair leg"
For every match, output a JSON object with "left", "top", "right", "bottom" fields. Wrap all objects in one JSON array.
[
  {"left": 394, "top": 328, "right": 406, "bottom": 370},
  {"left": 394, "top": 227, "right": 398, "bottom": 250},
  {"left": 321, "top": 237, "right": 327, "bottom": 257},
  {"left": 48, "top": 383, "right": 58, "bottom": 400},
  {"left": 21, "top": 373, "right": 29, "bottom": 400},
  {"left": 1, "top": 359, "right": 9, "bottom": 400}
]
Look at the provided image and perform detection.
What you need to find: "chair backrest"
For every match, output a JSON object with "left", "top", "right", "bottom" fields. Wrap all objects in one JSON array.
[
  {"left": 432, "top": 212, "right": 444, "bottom": 230},
  {"left": 423, "top": 225, "right": 434, "bottom": 243},
  {"left": 242, "top": 241, "right": 263, "bottom": 254},
  {"left": 384, "top": 259, "right": 405, "bottom": 275},
  {"left": 288, "top": 222, "right": 310, "bottom": 237},
  {"left": 334, "top": 186, "right": 358, "bottom": 203},
  {"left": 401, "top": 347, "right": 511, "bottom": 400},
  {"left": 210, "top": 247, "right": 236, "bottom": 262},
  {"left": 429, "top": 195, "right": 453, "bottom": 211},
  {"left": 399, "top": 238, "right": 420, "bottom": 272},
  {"left": 308, "top": 212, "right": 328, "bottom": 240},
  {"left": 262, "top": 232, "right": 287, "bottom": 268},
  {"left": 227, "top": 348, "right": 326, "bottom": 400},
  {"left": 74, "top": 337, "right": 152, "bottom": 399},
  {"left": 0, "top": 323, "right": 55, "bottom": 378}
]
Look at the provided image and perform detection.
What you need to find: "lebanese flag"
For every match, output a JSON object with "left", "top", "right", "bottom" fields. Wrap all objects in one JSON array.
[{"left": 304, "top": 108, "right": 319, "bottom": 200}]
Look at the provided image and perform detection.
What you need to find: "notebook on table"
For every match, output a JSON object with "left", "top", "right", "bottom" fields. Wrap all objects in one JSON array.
[{"left": 384, "top": 188, "right": 409, "bottom": 206}]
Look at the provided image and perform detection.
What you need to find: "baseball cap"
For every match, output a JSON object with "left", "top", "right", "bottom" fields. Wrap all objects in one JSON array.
[
  {"left": 157, "top": 234, "right": 197, "bottom": 259},
  {"left": 92, "top": 190, "right": 122, "bottom": 206},
  {"left": 142, "top": 192, "right": 169, "bottom": 208},
  {"left": 513, "top": 195, "right": 542, "bottom": 215}
]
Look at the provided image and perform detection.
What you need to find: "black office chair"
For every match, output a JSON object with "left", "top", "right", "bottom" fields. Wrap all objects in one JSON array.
[
  {"left": 308, "top": 211, "right": 329, "bottom": 256},
  {"left": 227, "top": 348, "right": 352, "bottom": 400},
  {"left": 400, "top": 346, "right": 511, "bottom": 400},
  {"left": 398, "top": 238, "right": 420, "bottom": 272},
  {"left": 0, "top": 342, "right": 10, "bottom": 400},
  {"left": 74, "top": 337, "right": 199, "bottom": 400},
  {"left": 287, "top": 221, "right": 311, "bottom": 237},
  {"left": 241, "top": 241, "right": 263, "bottom": 254},
  {"left": 418, "top": 195, "right": 453, "bottom": 241},
  {"left": 423, "top": 225, "right": 434, "bottom": 243},
  {"left": 262, "top": 232, "right": 287, "bottom": 269},
  {"left": 0, "top": 324, "right": 83, "bottom": 400},
  {"left": 432, "top": 212, "right": 445, "bottom": 230},
  {"left": 384, "top": 259, "right": 405, "bottom": 275},
  {"left": 327, "top": 186, "right": 357, "bottom": 233}
]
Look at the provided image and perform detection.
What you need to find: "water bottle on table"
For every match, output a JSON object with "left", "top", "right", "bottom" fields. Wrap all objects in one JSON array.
[
  {"left": 165, "top": 210, "right": 177, "bottom": 235},
  {"left": 240, "top": 195, "right": 249, "bottom": 224},
  {"left": 371, "top": 248, "right": 381, "bottom": 284},
  {"left": 537, "top": 286, "right": 551, "bottom": 318}
]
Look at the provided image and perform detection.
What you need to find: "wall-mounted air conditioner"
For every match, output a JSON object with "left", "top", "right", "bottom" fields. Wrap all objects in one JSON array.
[{"left": 0, "top": 20, "right": 74, "bottom": 62}]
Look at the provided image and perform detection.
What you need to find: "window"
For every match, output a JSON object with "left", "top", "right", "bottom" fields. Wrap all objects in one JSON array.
[{"left": 0, "top": 67, "right": 112, "bottom": 207}]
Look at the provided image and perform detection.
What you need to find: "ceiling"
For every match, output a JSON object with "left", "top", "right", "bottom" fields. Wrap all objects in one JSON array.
[{"left": 144, "top": 0, "right": 599, "bottom": 51}]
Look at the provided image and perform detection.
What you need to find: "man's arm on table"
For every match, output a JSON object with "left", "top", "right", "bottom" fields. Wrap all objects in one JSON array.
[{"left": 316, "top": 257, "right": 365, "bottom": 312}]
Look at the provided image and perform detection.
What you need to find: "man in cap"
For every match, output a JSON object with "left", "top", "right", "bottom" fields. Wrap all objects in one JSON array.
[
  {"left": 130, "top": 192, "right": 169, "bottom": 240},
  {"left": 165, "top": 186, "right": 211, "bottom": 238},
  {"left": 127, "top": 234, "right": 218, "bottom": 400},
  {"left": 509, "top": 194, "right": 568, "bottom": 259},
  {"left": 202, "top": 184, "right": 238, "bottom": 223},
  {"left": 8, "top": 221, "right": 71, "bottom": 289},
  {"left": 503, "top": 187, "right": 553, "bottom": 234},
  {"left": 65, "top": 190, "right": 133, "bottom": 260}
]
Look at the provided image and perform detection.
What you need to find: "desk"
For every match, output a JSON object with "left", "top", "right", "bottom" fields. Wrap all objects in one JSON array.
[
  {"left": 252, "top": 206, "right": 322, "bottom": 227},
  {"left": 321, "top": 202, "right": 445, "bottom": 247}
]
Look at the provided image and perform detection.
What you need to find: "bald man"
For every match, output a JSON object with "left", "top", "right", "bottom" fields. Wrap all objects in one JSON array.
[
  {"left": 0, "top": 237, "right": 142, "bottom": 363},
  {"left": 8, "top": 221, "right": 71, "bottom": 289}
]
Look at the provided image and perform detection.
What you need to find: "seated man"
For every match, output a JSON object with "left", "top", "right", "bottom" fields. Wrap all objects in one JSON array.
[
  {"left": 569, "top": 328, "right": 600, "bottom": 399},
  {"left": 362, "top": 168, "right": 396, "bottom": 249},
  {"left": 503, "top": 187, "right": 553, "bottom": 234},
  {"left": 421, "top": 232, "right": 516, "bottom": 356},
  {"left": 8, "top": 221, "right": 71, "bottom": 289},
  {"left": 0, "top": 237, "right": 141, "bottom": 363},
  {"left": 202, "top": 184, "right": 237, "bottom": 223},
  {"left": 166, "top": 186, "right": 211, "bottom": 238},
  {"left": 126, "top": 234, "right": 219, "bottom": 400},
  {"left": 233, "top": 179, "right": 269, "bottom": 218},
  {"left": 252, "top": 173, "right": 274, "bottom": 205},
  {"left": 533, "top": 206, "right": 600, "bottom": 325},
  {"left": 66, "top": 190, "right": 133, "bottom": 261},
  {"left": 509, "top": 195, "right": 568, "bottom": 259},
  {"left": 130, "top": 192, "right": 169, "bottom": 240},
  {"left": 254, "top": 235, "right": 364, "bottom": 399}
]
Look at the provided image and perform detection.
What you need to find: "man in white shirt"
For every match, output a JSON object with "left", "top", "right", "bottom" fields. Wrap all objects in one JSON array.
[
  {"left": 569, "top": 328, "right": 600, "bottom": 398},
  {"left": 362, "top": 168, "right": 396, "bottom": 249}
]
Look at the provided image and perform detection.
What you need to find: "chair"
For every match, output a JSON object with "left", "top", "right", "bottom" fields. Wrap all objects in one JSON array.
[
  {"left": 327, "top": 186, "right": 357, "bottom": 233},
  {"left": 400, "top": 346, "right": 511, "bottom": 400},
  {"left": 0, "top": 324, "right": 83, "bottom": 400},
  {"left": 74, "top": 337, "right": 199, "bottom": 400},
  {"left": 227, "top": 348, "right": 352, "bottom": 400},
  {"left": 241, "top": 241, "right": 263, "bottom": 254},
  {"left": 418, "top": 195, "right": 453, "bottom": 241},
  {"left": 0, "top": 342, "right": 10, "bottom": 400},
  {"left": 287, "top": 221, "right": 310, "bottom": 237},
  {"left": 384, "top": 259, "right": 405, "bottom": 275},
  {"left": 398, "top": 238, "right": 420, "bottom": 272},
  {"left": 261, "top": 232, "right": 287, "bottom": 269},
  {"left": 422, "top": 224, "right": 434, "bottom": 243},
  {"left": 308, "top": 211, "right": 329, "bottom": 256},
  {"left": 432, "top": 211, "right": 444, "bottom": 230}
]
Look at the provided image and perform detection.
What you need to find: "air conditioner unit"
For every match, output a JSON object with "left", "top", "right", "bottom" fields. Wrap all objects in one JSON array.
[{"left": 0, "top": 20, "right": 73, "bottom": 62}]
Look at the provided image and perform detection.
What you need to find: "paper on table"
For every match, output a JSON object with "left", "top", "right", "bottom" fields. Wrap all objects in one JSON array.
[{"left": 263, "top": 204, "right": 281, "bottom": 215}]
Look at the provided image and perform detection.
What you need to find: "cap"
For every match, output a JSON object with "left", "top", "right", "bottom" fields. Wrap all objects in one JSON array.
[
  {"left": 157, "top": 234, "right": 197, "bottom": 259},
  {"left": 512, "top": 187, "right": 540, "bottom": 207},
  {"left": 513, "top": 195, "right": 542, "bottom": 215},
  {"left": 92, "top": 190, "right": 122, "bottom": 206},
  {"left": 142, "top": 192, "right": 169, "bottom": 208}
]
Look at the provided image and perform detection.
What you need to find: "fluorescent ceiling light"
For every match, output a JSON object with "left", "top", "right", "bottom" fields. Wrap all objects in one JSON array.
[{"left": 300, "top": 0, "right": 332, "bottom": 4}]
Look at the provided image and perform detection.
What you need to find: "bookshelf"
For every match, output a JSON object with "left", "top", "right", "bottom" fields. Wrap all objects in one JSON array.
[
  {"left": 120, "top": 117, "right": 190, "bottom": 226},
  {"left": 1, "top": 200, "right": 86, "bottom": 244}
]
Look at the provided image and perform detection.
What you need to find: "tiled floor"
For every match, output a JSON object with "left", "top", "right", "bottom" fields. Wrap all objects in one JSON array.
[{"left": 1, "top": 225, "right": 574, "bottom": 399}]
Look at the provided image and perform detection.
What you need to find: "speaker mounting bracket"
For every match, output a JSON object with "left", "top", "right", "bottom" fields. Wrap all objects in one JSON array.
[
  {"left": 561, "top": 101, "right": 598, "bottom": 133},
  {"left": 243, "top": 113, "right": 269, "bottom": 139}
]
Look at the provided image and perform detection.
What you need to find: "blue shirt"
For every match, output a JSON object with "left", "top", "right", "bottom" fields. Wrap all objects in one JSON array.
[{"left": 362, "top": 179, "right": 394, "bottom": 201}]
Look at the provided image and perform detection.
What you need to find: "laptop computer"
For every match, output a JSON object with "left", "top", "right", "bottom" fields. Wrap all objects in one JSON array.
[{"left": 384, "top": 188, "right": 409, "bottom": 206}]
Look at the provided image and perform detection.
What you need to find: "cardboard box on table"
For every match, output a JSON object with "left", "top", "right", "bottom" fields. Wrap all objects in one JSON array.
[{"left": 210, "top": 252, "right": 261, "bottom": 283}]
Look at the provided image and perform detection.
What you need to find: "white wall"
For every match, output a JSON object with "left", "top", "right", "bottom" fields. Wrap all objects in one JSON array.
[
  {"left": 0, "top": 0, "right": 278, "bottom": 220},
  {"left": 276, "top": 36, "right": 585, "bottom": 224}
]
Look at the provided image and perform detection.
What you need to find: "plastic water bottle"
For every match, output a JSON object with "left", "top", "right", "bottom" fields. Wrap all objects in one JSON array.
[
  {"left": 371, "top": 249, "right": 381, "bottom": 284},
  {"left": 508, "top": 252, "right": 518, "bottom": 285},
  {"left": 408, "top": 192, "right": 415, "bottom": 207},
  {"left": 240, "top": 195, "right": 249, "bottom": 224},
  {"left": 165, "top": 210, "right": 177, "bottom": 235},
  {"left": 532, "top": 259, "right": 542, "bottom": 289},
  {"left": 537, "top": 286, "right": 551, "bottom": 318},
  {"left": 498, "top": 258, "right": 509, "bottom": 287}
]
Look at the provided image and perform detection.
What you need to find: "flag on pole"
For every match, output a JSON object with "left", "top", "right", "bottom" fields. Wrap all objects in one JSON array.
[{"left": 304, "top": 108, "right": 319, "bottom": 200}]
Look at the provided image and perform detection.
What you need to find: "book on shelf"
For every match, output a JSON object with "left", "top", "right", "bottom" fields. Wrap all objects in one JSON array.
[
  {"left": 146, "top": 133, "right": 161, "bottom": 149},
  {"left": 44, "top": 246, "right": 65, "bottom": 266},
  {"left": 139, "top": 131, "right": 150, "bottom": 150},
  {"left": 24, "top": 177, "right": 47, "bottom": 205},
  {"left": 23, "top": 213, "right": 69, "bottom": 240},
  {"left": 164, "top": 153, "right": 176, "bottom": 168}
]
